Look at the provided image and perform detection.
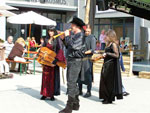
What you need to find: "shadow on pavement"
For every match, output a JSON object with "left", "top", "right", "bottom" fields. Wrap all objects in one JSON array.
[
  {"left": 16, "top": 85, "right": 65, "bottom": 110},
  {"left": 61, "top": 85, "right": 100, "bottom": 102}
]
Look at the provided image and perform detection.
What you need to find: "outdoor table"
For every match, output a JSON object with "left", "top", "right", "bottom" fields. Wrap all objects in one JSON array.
[
  {"left": 24, "top": 51, "right": 38, "bottom": 75},
  {"left": 6, "top": 59, "right": 31, "bottom": 76}
]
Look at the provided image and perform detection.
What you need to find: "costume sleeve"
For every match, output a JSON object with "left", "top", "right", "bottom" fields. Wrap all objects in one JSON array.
[
  {"left": 106, "top": 43, "right": 119, "bottom": 58},
  {"left": 64, "top": 35, "right": 86, "bottom": 58},
  {"left": 90, "top": 36, "right": 96, "bottom": 53},
  {"left": 70, "top": 46, "right": 86, "bottom": 58}
]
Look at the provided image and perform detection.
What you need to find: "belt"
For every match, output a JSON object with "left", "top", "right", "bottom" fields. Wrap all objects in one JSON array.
[{"left": 68, "top": 57, "right": 91, "bottom": 62}]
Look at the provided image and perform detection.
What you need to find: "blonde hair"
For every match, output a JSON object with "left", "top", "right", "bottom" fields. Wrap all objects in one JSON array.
[
  {"left": 27, "top": 37, "right": 31, "bottom": 41},
  {"left": 105, "top": 29, "right": 118, "bottom": 44},
  {"left": 16, "top": 37, "right": 25, "bottom": 45}
]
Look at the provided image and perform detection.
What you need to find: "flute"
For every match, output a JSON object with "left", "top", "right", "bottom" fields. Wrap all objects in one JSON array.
[{"left": 53, "top": 29, "right": 72, "bottom": 39}]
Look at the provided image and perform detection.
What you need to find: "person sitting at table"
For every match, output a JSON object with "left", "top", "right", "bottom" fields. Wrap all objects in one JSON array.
[
  {"left": 0, "top": 38, "right": 13, "bottom": 78},
  {"left": 120, "top": 40, "right": 128, "bottom": 50},
  {"left": 8, "top": 37, "right": 29, "bottom": 73},
  {"left": 4, "top": 36, "right": 16, "bottom": 72},
  {"left": 8, "top": 37, "right": 26, "bottom": 62}
]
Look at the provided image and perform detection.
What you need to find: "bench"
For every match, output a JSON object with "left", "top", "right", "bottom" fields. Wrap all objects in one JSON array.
[
  {"left": 6, "top": 59, "right": 32, "bottom": 76},
  {"left": 139, "top": 71, "right": 150, "bottom": 79},
  {"left": 133, "top": 50, "right": 146, "bottom": 61}
]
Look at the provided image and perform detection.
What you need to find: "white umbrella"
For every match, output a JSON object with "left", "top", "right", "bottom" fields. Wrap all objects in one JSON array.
[
  {"left": 0, "top": 10, "right": 16, "bottom": 17},
  {"left": 7, "top": 11, "right": 56, "bottom": 26},
  {"left": 7, "top": 11, "right": 57, "bottom": 57}
]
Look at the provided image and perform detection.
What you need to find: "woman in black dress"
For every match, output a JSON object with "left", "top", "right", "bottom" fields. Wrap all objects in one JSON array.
[{"left": 99, "top": 29, "right": 123, "bottom": 104}]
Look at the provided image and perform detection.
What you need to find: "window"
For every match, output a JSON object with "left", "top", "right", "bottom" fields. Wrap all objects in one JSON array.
[
  {"left": 125, "top": 25, "right": 134, "bottom": 42},
  {"left": 112, "top": 25, "right": 123, "bottom": 40},
  {"left": 112, "top": 18, "right": 123, "bottom": 24},
  {"left": 100, "top": 19, "right": 110, "bottom": 24}
]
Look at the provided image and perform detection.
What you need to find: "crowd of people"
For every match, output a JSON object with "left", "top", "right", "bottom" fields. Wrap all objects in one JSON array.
[{"left": 0, "top": 17, "right": 130, "bottom": 113}]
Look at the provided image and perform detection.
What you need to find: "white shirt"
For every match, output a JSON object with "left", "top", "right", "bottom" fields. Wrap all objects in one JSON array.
[{"left": 4, "top": 41, "right": 14, "bottom": 58}]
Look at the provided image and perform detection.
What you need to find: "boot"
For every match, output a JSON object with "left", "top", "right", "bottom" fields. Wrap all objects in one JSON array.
[
  {"left": 83, "top": 92, "right": 91, "bottom": 98},
  {"left": 59, "top": 96, "right": 74, "bottom": 113},
  {"left": 79, "top": 90, "right": 83, "bottom": 96},
  {"left": 40, "top": 96, "right": 46, "bottom": 100},
  {"left": 73, "top": 95, "right": 80, "bottom": 110}
]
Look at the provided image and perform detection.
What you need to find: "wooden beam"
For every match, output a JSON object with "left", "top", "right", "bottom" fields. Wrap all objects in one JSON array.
[{"left": 85, "top": 0, "right": 91, "bottom": 24}]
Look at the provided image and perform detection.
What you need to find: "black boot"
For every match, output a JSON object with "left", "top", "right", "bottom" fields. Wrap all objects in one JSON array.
[
  {"left": 73, "top": 95, "right": 80, "bottom": 110},
  {"left": 83, "top": 92, "right": 91, "bottom": 98},
  {"left": 50, "top": 96, "right": 55, "bottom": 101},
  {"left": 79, "top": 90, "right": 83, "bottom": 96},
  {"left": 40, "top": 96, "right": 46, "bottom": 100},
  {"left": 59, "top": 96, "right": 74, "bottom": 113},
  {"left": 102, "top": 100, "right": 112, "bottom": 104}
]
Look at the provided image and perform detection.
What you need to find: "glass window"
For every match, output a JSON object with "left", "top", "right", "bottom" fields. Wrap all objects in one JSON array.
[
  {"left": 94, "top": 19, "right": 99, "bottom": 24},
  {"left": 100, "top": 19, "right": 110, "bottom": 24},
  {"left": 48, "top": 13, "right": 61, "bottom": 22},
  {"left": 125, "top": 25, "right": 134, "bottom": 42},
  {"left": 42, "top": 13, "right": 47, "bottom": 17},
  {"left": 6, "top": 23, "right": 21, "bottom": 42},
  {"left": 62, "top": 14, "right": 66, "bottom": 23},
  {"left": 93, "top": 25, "right": 99, "bottom": 40},
  {"left": 112, "top": 18, "right": 123, "bottom": 24},
  {"left": 125, "top": 18, "right": 134, "bottom": 24},
  {"left": 112, "top": 25, "right": 123, "bottom": 40}
]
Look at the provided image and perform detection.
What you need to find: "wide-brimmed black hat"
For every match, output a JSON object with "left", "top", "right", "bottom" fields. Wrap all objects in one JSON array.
[{"left": 70, "top": 17, "right": 85, "bottom": 28}]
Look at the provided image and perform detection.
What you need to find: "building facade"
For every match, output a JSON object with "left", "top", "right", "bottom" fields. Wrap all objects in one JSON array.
[
  {"left": 94, "top": 8, "right": 150, "bottom": 61},
  {"left": 0, "top": 0, "right": 86, "bottom": 43}
]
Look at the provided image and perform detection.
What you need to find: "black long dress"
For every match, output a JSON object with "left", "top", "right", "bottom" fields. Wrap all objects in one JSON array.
[{"left": 99, "top": 43, "right": 123, "bottom": 102}]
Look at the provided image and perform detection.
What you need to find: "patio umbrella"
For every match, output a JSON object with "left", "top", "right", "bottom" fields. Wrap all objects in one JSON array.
[
  {"left": 7, "top": 11, "right": 57, "bottom": 57},
  {"left": 7, "top": 11, "right": 56, "bottom": 26},
  {"left": 0, "top": 10, "right": 16, "bottom": 17}
]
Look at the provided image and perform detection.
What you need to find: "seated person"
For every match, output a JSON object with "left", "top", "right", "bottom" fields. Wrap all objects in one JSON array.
[
  {"left": 8, "top": 37, "right": 32, "bottom": 73},
  {"left": 8, "top": 37, "right": 26, "bottom": 62},
  {"left": 0, "top": 38, "right": 13, "bottom": 78},
  {"left": 120, "top": 40, "right": 128, "bottom": 50},
  {"left": 95, "top": 41, "right": 101, "bottom": 50},
  {"left": 4, "top": 36, "right": 16, "bottom": 72}
]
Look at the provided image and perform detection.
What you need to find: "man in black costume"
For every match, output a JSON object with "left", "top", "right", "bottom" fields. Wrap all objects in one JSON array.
[
  {"left": 78, "top": 24, "right": 96, "bottom": 97},
  {"left": 59, "top": 17, "right": 86, "bottom": 113}
]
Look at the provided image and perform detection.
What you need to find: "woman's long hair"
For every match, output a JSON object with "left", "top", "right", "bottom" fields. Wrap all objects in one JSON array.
[
  {"left": 46, "top": 28, "right": 58, "bottom": 52},
  {"left": 15, "top": 37, "right": 25, "bottom": 45},
  {"left": 105, "top": 29, "right": 118, "bottom": 46}
]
